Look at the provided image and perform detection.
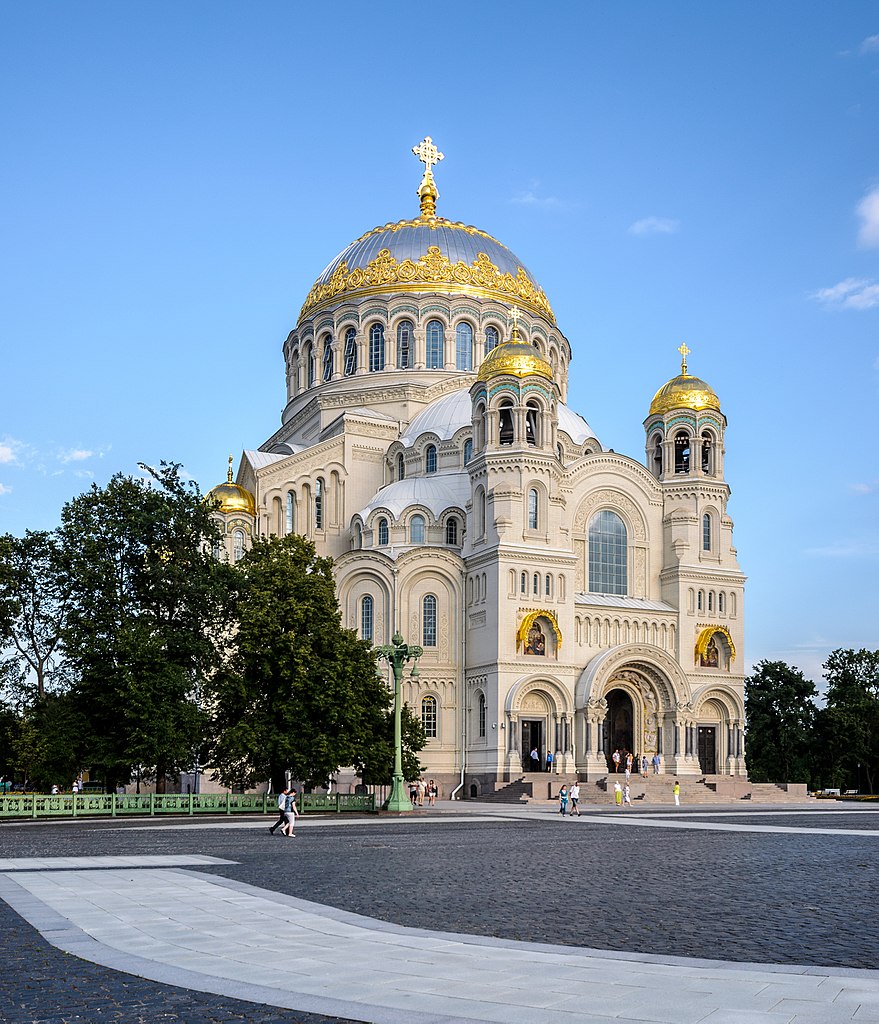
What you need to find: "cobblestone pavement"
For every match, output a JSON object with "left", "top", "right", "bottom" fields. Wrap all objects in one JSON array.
[{"left": 2, "top": 806, "right": 878, "bottom": 972}]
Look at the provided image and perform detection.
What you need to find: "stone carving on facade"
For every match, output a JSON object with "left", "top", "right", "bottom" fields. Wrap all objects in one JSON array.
[{"left": 573, "top": 488, "right": 647, "bottom": 540}]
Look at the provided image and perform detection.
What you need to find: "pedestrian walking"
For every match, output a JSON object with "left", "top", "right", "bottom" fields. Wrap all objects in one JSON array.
[
  {"left": 281, "top": 788, "right": 298, "bottom": 837},
  {"left": 546, "top": 749, "right": 553, "bottom": 772},
  {"left": 427, "top": 779, "right": 437, "bottom": 806},
  {"left": 641, "top": 756, "right": 649, "bottom": 778},
  {"left": 625, "top": 752, "right": 633, "bottom": 775},
  {"left": 269, "top": 788, "right": 289, "bottom": 835},
  {"left": 623, "top": 783, "right": 632, "bottom": 808},
  {"left": 416, "top": 777, "right": 426, "bottom": 806},
  {"left": 569, "top": 781, "right": 580, "bottom": 816},
  {"left": 652, "top": 753, "right": 661, "bottom": 774},
  {"left": 558, "top": 785, "right": 568, "bottom": 815},
  {"left": 409, "top": 780, "right": 418, "bottom": 805},
  {"left": 530, "top": 747, "right": 541, "bottom": 772},
  {"left": 612, "top": 749, "right": 621, "bottom": 773},
  {"left": 614, "top": 781, "right": 623, "bottom": 807},
  {"left": 673, "top": 780, "right": 681, "bottom": 806}
]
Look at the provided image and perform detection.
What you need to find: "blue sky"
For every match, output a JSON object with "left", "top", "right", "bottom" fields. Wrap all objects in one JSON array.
[{"left": 1, "top": 3, "right": 877, "bottom": 684}]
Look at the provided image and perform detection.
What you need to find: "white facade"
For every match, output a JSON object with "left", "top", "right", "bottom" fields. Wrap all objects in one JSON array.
[{"left": 210, "top": 171, "right": 747, "bottom": 798}]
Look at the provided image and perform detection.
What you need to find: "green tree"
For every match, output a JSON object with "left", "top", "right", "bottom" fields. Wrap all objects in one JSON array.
[
  {"left": 0, "top": 530, "right": 69, "bottom": 700},
  {"left": 358, "top": 703, "right": 426, "bottom": 787},
  {"left": 744, "top": 660, "right": 816, "bottom": 784},
  {"left": 10, "top": 691, "right": 87, "bottom": 791},
  {"left": 818, "top": 648, "right": 879, "bottom": 794},
  {"left": 58, "top": 463, "right": 233, "bottom": 792},
  {"left": 206, "top": 533, "right": 395, "bottom": 792}
]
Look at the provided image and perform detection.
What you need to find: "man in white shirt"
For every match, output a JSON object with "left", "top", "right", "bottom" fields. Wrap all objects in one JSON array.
[
  {"left": 269, "top": 788, "right": 289, "bottom": 835},
  {"left": 568, "top": 781, "right": 580, "bottom": 816}
]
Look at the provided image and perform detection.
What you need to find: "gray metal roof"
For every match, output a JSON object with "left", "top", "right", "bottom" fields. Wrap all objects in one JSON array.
[
  {"left": 574, "top": 594, "right": 675, "bottom": 613},
  {"left": 357, "top": 472, "right": 470, "bottom": 521}
]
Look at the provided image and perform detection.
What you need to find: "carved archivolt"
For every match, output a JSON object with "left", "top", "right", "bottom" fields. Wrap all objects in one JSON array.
[{"left": 573, "top": 489, "right": 647, "bottom": 541}]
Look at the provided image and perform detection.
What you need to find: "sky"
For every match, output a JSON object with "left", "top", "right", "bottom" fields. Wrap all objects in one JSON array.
[{"left": 1, "top": 3, "right": 877, "bottom": 685}]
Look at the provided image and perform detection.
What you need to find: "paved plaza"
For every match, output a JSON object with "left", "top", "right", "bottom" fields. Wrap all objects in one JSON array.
[{"left": 1, "top": 802, "right": 878, "bottom": 1023}]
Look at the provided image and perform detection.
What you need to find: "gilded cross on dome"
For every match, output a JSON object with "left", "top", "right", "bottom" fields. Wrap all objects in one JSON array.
[
  {"left": 510, "top": 305, "right": 521, "bottom": 341},
  {"left": 412, "top": 136, "right": 444, "bottom": 175},
  {"left": 678, "top": 343, "right": 691, "bottom": 374},
  {"left": 227, "top": 454, "right": 234, "bottom": 483},
  {"left": 412, "top": 136, "right": 444, "bottom": 219}
]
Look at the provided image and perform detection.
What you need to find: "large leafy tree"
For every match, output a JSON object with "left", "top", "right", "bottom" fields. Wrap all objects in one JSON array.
[
  {"left": 817, "top": 648, "right": 879, "bottom": 794},
  {"left": 206, "top": 533, "right": 400, "bottom": 792},
  {"left": 744, "top": 660, "right": 817, "bottom": 784},
  {"left": 359, "top": 704, "right": 426, "bottom": 787},
  {"left": 58, "top": 463, "right": 234, "bottom": 792}
]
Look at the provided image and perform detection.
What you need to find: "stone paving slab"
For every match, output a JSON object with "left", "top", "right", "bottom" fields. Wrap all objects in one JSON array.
[{"left": 3, "top": 860, "right": 879, "bottom": 1024}]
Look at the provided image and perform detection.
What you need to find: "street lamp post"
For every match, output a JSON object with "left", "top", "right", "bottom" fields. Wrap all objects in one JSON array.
[{"left": 377, "top": 632, "right": 423, "bottom": 812}]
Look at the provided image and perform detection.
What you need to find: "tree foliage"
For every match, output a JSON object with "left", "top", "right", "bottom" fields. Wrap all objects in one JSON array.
[
  {"left": 817, "top": 649, "right": 879, "bottom": 793},
  {"left": 744, "top": 660, "right": 817, "bottom": 784},
  {"left": 205, "top": 533, "right": 408, "bottom": 791}
]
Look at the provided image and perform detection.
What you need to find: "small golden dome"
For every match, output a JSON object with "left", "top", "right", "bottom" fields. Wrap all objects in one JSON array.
[
  {"left": 476, "top": 342, "right": 553, "bottom": 382},
  {"left": 649, "top": 374, "right": 720, "bottom": 416},
  {"left": 207, "top": 456, "right": 256, "bottom": 516}
]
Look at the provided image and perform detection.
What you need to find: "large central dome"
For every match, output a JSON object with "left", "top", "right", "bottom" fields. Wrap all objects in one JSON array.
[{"left": 298, "top": 217, "right": 554, "bottom": 324}]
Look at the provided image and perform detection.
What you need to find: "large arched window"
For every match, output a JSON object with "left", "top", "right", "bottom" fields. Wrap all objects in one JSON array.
[
  {"left": 478, "top": 692, "right": 486, "bottom": 737},
  {"left": 445, "top": 517, "right": 459, "bottom": 546},
  {"left": 422, "top": 595, "right": 437, "bottom": 647},
  {"left": 701, "top": 431, "right": 714, "bottom": 474},
  {"left": 588, "top": 509, "right": 628, "bottom": 595},
  {"left": 377, "top": 517, "right": 389, "bottom": 546},
  {"left": 314, "top": 477, "right": 324, "bottom": 530},
  {"left": 397, "top": 320, "right": 413, "bottom": 369},
  {"left": 305, "top": 343, "right": 315, "bottom": 387},
  {"left": 344, "top": 327, "right": 357, "bottom": 375},
  {"left": 703, "top": 512, "right": 712, "bottom": 551},
  {"left": 425, "top": 444, "right": 437, "bottom": 474},
  {"left": 410, "top": 515, "right": 425, "bottom": 545},
  {"left": 421, "top": 694, "right": 437, "bottom": 737},
  {"left": 485, "top": 325, "right": 499, "bottom": 352},
  {"left": 674, "top": 431, "right": 690, "bottom": 474},
  {"left": 463, "top": 438, "right": 473, "bottom": 465},
  {"left": 285, "top": 491, "right": 295, "bottom": 534},
  {"left": 369, "top": 324, "right": 385, "bottom": 372},
  {"left": 232, "top": 529, "right": 246, "bottom": 563},
  {"left": 426, "top": 319, "right": 444, "bottom": 369},
  {"left": 396, "top": 453, "right": 405, "bottom": 481},
  {"left": 361, "top": 595, "right": 374, "bottom": 641},
  {"left": 455, "top": 322, "right": 473, "bottom": 370},
  {"left": 527, "top": 488, "right": 539, "bottom": 530},
  {"left": 499, "top": 401, "right": 514, "bottom": 445},
  {"left": 525, "top": 401, "right": 540, "bottom": 446},
  {"left": 652, "top": 434, "right": 663, "bottom": 477},
  {"left": 322, "top": 335, "right": 333, "bottom": 381}
]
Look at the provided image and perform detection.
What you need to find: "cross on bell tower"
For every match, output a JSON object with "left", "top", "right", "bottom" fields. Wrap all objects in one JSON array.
[{"left": 678, "top": 343, "right": 691, "bottom": 374}]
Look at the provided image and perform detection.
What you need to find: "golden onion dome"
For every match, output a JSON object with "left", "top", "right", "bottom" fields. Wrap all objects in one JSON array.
[
  {"left": 207, "top": 457, "right": 256, "bottom": 516},
  {"left": 649, "top": 346, "right": 720, "bottom": 415},
  {"left": 476, "top": 340, "right": 553, "bottom": 382}
]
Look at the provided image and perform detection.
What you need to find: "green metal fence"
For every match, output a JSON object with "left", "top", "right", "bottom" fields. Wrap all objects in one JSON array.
[{"left": 0, "top": 791, "right": 375, "bottom": 820}]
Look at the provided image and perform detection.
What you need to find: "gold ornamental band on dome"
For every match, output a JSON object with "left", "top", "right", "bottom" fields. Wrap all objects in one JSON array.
[
  {"left": 694, "top": 625, "right": 736, "bottom": 663},
  {"left": 299, "top": 245, "right": 555, "bottom": 323},
  {"left": 517, "top": 610, "right": 562, "bottom": 651},
  {"left": 349, "top": 218, "right": 503, "bottom": 247},
  {"left": 476, "top": 343, "right": 553, "bottom": 382}
]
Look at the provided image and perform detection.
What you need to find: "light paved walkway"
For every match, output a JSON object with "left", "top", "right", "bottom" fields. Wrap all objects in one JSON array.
[{"left": 2, "top": 856, "right": 878, "bottom": 1024}]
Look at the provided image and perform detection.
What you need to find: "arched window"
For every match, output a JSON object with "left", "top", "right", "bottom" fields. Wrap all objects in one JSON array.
[
  {"left": 445, "top": 517, "right": 459, "bottom": 545},
  {"left": 525, "top": 401, "right": 540, "bottom": 446},
  {"left": 701, "top": 432, "right": 713, "bottom": 474},
  {"left": 545, "top": 574, "right": 552, "bottom": 597},
  {"left": 703, "top": 513, "right": 712, "bottom": 551},
  {"left": 422, "top": 595, "right": 437, "bottom": 647},
  {"left": 285, "top": 491, "right": 295, "bottom": 534},
  {"left": 396, "top": 320, "right": 413, "bottom": 369},
  {"left": 478, "top": 693, "right": 486, "bottom": 737},
  {"left": 533, "top": 573, "right": 539, "bottom": 595},
  {"left": 697, "top": 590, "right": 704, "bottom": 611},
  {"left": 353, "top": 523, "right": 362, "bottom": 549},
  {"left": 410, "top": 515, "right": 425, "bottom": 545},
  {"left": 369, "top": 323, "right": 385, "bottom": 372},
  {"left": 652, "top": 434, "right": 663, "bottom": 477},
  {"left": 475, "top": 404, "right": 487, "bottom": 450},
  {"left": 520, "top": 571, "right": 527, "bottom": 594},
  {"left": 455, "top": 322, "right": 473, "bottom": 370},
  {"left": 322, "top": 335, "right": 333, "bottom": 381},
  {"left": 463, "top": 439, "right": 473, "bottom": 465},
  {"left": 588, "top": 509, "right": 628, "bottom": 595},
  {"left": 421, "top": 694, "right": 437, "bottom": 737},
  {"left": 426, "top": 319, "right": 444, "bottom": 369},
  {"left": 485, "top": 325, "right": 499, "bottom": 352},
  {"left": 361, "top": 595, "right": 374, "bottom": 641},
  {"left": 314, "top": 477, "right": 324, "bottom": 530},
  {"left": 708, "top": 591, "right": 714, "bottom": 612},
  {"left": 674, "top": 431, "right": 690, "bottom": 474},
  {"left": 306, "top": 343, "right": 315, "bottom": 387},
  {"left": 425, "top": 444, "right": 437, "bottom": 474},
  {"left": 344, "top": 327, "right": 357, "bottom": 375},
  {"left": 527, "top": 488, "right": 539, "bottom": 530},
  {"left": 499, "top": 401, "right": 514, "bottom": 445},
  {"left": 718, "top": 592, "right": 725, "bottom": 613},
  {"left": 377, "top": 517, "right": 389, "bottom": 546},
  {"left": 396, "top": 453, "right": 405, "bottom": 481},
  {"left": 232, "top": 529, "right": 245, "bottom": 562}
]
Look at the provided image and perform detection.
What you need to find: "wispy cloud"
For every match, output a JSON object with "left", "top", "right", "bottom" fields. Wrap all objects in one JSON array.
[
  {"left": 628, "top": 216, "right": 680, "bottom": 236},
  {"left": 59, "top": 448, "right": 94, "bottom": 463},
  {"left": 805, "top": 541, "right": 879, "bottom": 557},
  {"left": 857, "top": 186, "right": 879, "bottom": 247},
  {"left": 860, "top": 34, "right": 879, "bottom": 55},
  {"left": 811, "top": 277, "right": 879, "bottom": 310},
  {"left": 0, "top": 444, "right": 15, "bottom": 465},
  {"left": 510, "top": 180, "right": 564, "bottom": 210},
  {"left": 0, "top": 438, "right": 31, "bottom": 465},
  {"left": 0, "top": 482, "right": 11, "bottom": 496}
]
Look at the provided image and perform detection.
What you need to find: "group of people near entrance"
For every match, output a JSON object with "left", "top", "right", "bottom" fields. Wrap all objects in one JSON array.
[
  {"left": 611, "top": 749, "right": 662, "bottom": 779},
  {"left": 408, "top": 778, "right": 438, "bottom": 806}
]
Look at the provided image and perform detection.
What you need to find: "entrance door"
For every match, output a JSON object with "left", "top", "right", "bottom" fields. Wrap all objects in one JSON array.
[
  {"left": 605, "top": 689, "right": 634, "bottom": 772},
  {"left": 521, "top": 720, "right": 543, "bottom": 772},
  {"left": 697, "top": 727, "right": 717, "bottom": 774}
]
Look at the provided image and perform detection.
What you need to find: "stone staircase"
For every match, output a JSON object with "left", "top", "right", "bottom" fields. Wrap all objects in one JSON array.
[{"left": 482, "top": 773, "right": 578, "bottom": 803}]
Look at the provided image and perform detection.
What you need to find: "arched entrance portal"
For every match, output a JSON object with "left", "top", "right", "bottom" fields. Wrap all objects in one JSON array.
[{"left": 605, "top": 688, "right": 633, "bottom": 772}]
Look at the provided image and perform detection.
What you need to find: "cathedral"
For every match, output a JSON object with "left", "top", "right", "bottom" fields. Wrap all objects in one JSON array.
[{"left": 208, "top": 139, "right": 747, "bottom": 799}]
